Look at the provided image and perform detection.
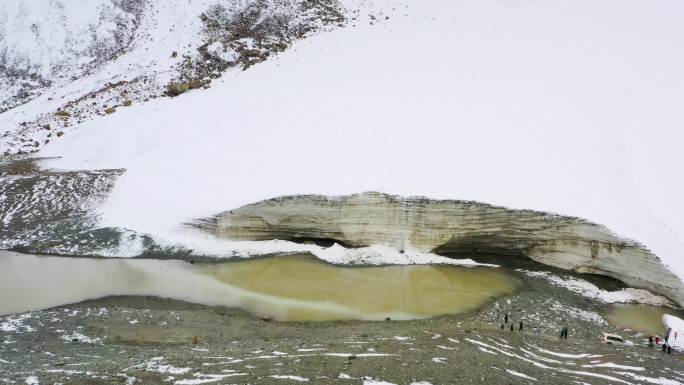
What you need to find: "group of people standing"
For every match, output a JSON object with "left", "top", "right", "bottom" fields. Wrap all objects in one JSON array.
[
  {"left": 649, "top": 327, "right": 677, "bottom": 354},
  {"left": 500, "top": 313, "right": 523, "bottom": 332},
  {"left": 498, "top": 312, "right": 568, "bottom": 339}
]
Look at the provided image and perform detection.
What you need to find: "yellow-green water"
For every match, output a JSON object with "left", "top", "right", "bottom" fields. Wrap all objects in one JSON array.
[
  {"left": 604, "top": 304, "right": 684, "bottom": 335},
  {"left": 198, "top": 255, "right": 522, "bottom": 321},
  {"left": 0, "top": 252, "right": 521, "bottom": 322}
]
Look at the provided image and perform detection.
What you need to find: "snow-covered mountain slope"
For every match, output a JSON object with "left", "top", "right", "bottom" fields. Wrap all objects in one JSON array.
[
  {"left": 1, "top": 0, "right": 345, "bottom": 154},
  {"left": 3, "top": 1, "right": 684, "bottom": 283},
  {"left": 0, "top": 0, "right": 144, "bottom": 112}
]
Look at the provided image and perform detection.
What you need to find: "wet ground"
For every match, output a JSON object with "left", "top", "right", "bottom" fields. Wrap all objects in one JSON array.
[{"left": 2, "top": 259, "right": 683, "bottom": 385}]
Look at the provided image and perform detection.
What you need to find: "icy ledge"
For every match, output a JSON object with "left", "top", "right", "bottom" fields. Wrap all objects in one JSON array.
[
  {"left": 195, "top": 192, "right": 684, "bottom": 308},
  {"left": 150, "top": 233, "right": 496, "bottom": 268}
]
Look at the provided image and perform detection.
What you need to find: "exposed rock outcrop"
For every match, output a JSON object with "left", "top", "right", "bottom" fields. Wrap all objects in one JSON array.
[{"left": 198, "top": 192, "right": 684, "bottom": 307}]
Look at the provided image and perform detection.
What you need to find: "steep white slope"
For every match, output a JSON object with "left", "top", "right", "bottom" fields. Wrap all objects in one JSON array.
[
  {"left": 1, "top": 0, "right": 212, "bottom": 133},
  {"left": 1, "top": 0, "right": 345, "bottom": 154},
  {"left": 39, "top": 0, "right": 684, "bottom": 279},
  {"left": 0, "top": 0, "right": 144, "bottom": 110}
]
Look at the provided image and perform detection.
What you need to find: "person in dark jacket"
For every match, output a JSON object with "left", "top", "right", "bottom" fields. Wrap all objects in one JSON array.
[
  {"left": 648, "top": 336, "right": 654, "bottom": 347},
  {"left": 510, "top": 323, "right": 514, "bottom": 332},
  {"left": 505, "top": 313, "right": 509, "bottom": 324},
  {"left": 519, "top": 320, "right": 523, "bottom": 332}
]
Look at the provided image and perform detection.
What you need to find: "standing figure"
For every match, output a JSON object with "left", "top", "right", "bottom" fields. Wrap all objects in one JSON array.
[
  {"left": 648, "top": 336, "right": 654, "bottom": 347},
  {"left": 505, "top": 313, "right": 509, "bottom": 324},
  {"left": 519, "top": 320, "right": 523, "bottom": 332}
]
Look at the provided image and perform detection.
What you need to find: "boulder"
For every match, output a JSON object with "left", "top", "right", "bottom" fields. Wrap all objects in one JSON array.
[{"left": 166, "top": 82, "right": 189, "bottom": 96}]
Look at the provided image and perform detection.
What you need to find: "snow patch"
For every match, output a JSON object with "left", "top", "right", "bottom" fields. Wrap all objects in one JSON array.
[
  {"left": 549, "top": 301, "right": 606, "bottom": 325},
  {"left": 60, "top": 332, "right": 102, "bottom": 344},
  {"left": 581, "top": 362, "right": 644, "bottom": 371},
  {"left": 0, "top": 313, "right": 34, "bottom": 333},
  {"left": 139, "top": 357, "right": 191, "bottom": 375},
  {"left": 614, "top": 372, "right": 682, "bottom": 385},
  {"left": 363, "top": 379, "right": 396, "bottom": 385},
  {"left": 521, "top": 271, "right": 673, "bottom": 306},
  {"left": 269, "top": 375, "right": 309, "bottom": 382},
  {"left": 530, "top": 346, "right": 593, "bottom": 359},
  {"left": 505, "top": 369, "right": 537, "bottom": 381}
]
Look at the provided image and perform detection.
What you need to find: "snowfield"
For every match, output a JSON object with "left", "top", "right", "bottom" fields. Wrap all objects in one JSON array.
[
  {"left": 0, "top": 0, "right": 142, "bottom": 110},
  {"left": 2, "top": 0, "right": 684, "bottom": 281}
]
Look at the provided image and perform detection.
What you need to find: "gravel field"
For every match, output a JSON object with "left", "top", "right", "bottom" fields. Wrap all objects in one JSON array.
[{"left": 2, "top": 265, "right": 683, "bottom": 385}]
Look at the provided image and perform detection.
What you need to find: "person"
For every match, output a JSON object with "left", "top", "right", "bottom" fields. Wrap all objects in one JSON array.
[
  {"left": 656, "top": 336, "right": 660, "bottom": 345},
  {"left": 519, "top": 320, "right": 523, "bottom": 332},
  {"left": 501, "top": 323, "right": 504, "bottom": 331},
  {"left": 510, "top": 323, "right": 514, "bottom": 332},
  {"left": 505, "top": 313, "right": 509, "bottom": 324},
  {"left": 662, "top": 343, "right": 667, "bottom": 352},
  {"left": 676, "top": 331, "right": 678, "bottom": 340},
  {"left": 648, "top": 336, "right": 654, "bottom": 347},
  {"left": 559, "top": 328, "right": 564, "bottom": 339},
  {"left": 667, "top": 345, "right": 672, "bottom": 354},
  {"left": 564, "top": 327, "right": 569, "bottom": 339}
]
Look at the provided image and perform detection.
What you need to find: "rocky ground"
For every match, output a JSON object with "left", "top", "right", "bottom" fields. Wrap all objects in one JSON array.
[{"left": 1, "top": 263, "right": 683, "bottom": 385}]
